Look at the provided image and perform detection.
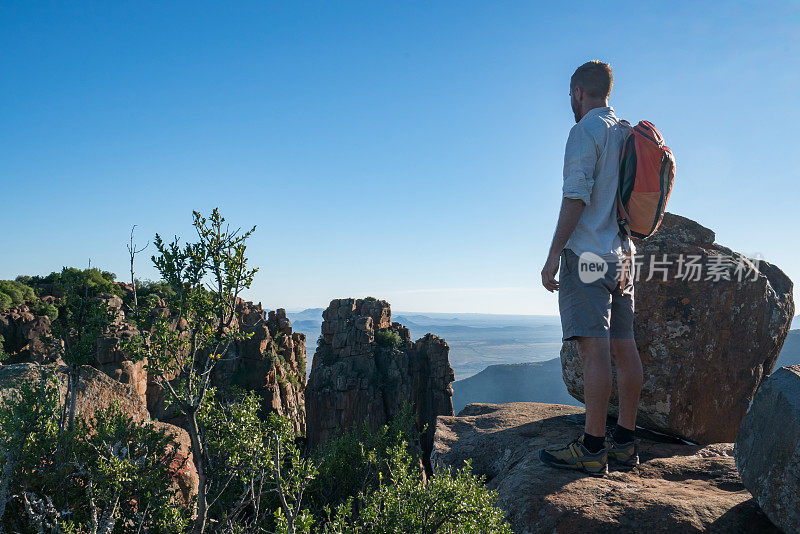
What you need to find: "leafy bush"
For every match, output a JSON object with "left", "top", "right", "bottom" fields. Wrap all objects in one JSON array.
[
  {"left": 131, "top": 279, "right": 176, "bottom": 305},
  {"left": 0, "top": 279, "right": 35, "bottom": 309},
  {"left": 25, "top": 267, "right": 120, "bottom": 297},
  {"left": 49, "top": 268, "right": 115, "bottom": 368},
  {"left": 307, "top": 405, "right": 419, "bottom": 518},
  {"left": 375, "top": 329, "right": 401, "bottom": 349},
  {"left": 315, "top": 406, "right": 511, "bottom": 533},
  {"left": 325, "top": 456, "right": 511, "bottom": 534},
  {"left": 0, "top": 335, "right": 7, "bottom": 362},
  {"left": 198, "top": 389, "right": 316, "bottom": 532},
  {"left": 34, "top": 301, "right": 58, "bottom": 321},
  {"left": 0, "top": 377, "right": 189, "bottom": 532}
]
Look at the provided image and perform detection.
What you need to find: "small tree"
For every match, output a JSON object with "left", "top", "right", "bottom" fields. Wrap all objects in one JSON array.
[
  {"left": 130, "top": 208, "right": 257, "bottom": 534},
  {"left": 199, "top": 391, "right": 317, "bottom": 533},
  {"left": 127, "top": 225, "right": 149, "bottom": 317}
]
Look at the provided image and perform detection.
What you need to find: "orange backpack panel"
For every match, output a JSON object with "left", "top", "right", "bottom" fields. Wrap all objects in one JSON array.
[{"left": 617, "top": 120, "right": 675, "bottom": 239}]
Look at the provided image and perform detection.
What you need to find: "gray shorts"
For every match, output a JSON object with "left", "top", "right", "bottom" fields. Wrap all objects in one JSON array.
[{"left": 558, "top": 248, "right": 635, "bottom": 341}]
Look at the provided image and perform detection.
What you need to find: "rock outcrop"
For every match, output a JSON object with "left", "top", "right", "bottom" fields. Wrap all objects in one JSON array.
[
  {"left": 735, "top": 365, "right": 800, "bottom": 534},
  {"left": 95, "top": 293, "right": 149, "bottom": 406},
  {"left": 561, "top": 213, "right": 795, "bottom": 443},
  {"left": 0, "top": 362, "right": 198, "bottom": 506},
  {"left": 0, "top": 304, "right": 53, "bottom": 363},
  {"left": 305, "top": 298, "right": 454, "bottom": 461},
  {"left": 210, "top": 302, "right": 307, "bottom": 434},
  {"left": 433, "top": 402, "right": 778, "bottom": 533}
]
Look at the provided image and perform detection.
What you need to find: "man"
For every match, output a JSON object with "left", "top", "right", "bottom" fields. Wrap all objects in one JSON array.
[{"left": 539, "top": 60, "right": 643, "bottom": 475}]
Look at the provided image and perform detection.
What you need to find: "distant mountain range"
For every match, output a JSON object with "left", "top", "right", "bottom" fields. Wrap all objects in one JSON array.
[
  {"left": 452, "top": 357, "right": 579, "bottom": 413},
  {"left": 287, "top": 308, "right": 799, "bottom": 410},
  {"left": 286, "top": 309, "right": 563, "bottom": 379},
  {"left": 775, "top": 329, "right": 799, "bottom": 370}
]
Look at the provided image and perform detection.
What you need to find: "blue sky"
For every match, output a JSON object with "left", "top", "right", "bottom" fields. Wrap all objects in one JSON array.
[{"left": 2, "top": 1, "right": 799, "bottom": 314}]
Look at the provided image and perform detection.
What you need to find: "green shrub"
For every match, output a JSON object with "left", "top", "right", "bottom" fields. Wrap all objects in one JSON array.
[
  {"left": 0, "top": 335, "right": 7, "bottom": 362},
  {"left": 0, "top": 292, "right": 11, "bottom": 311},
  {"left": 34, "top": 302, "right": 58, "bottom": 321},
  {"left": 134, "top": 279, "right": 176, "bottom": 302},
  {"left": 47, "top": 268, "right": 116, "bottom": 368},
  {"left": 314, "top": 406, "right": 511, "bottom": 533},
  {"left": 299, "top": 351, "right": 307, "bottom": 377},
  {"left": 198, "top": 389, "right": 316, "bottom": 532},
  {"left": 375, "top": 329, "right": 401, "bottom": 349},
  {"left": 307, "top": 405, "right": 419, "bottom": 518},
  {"left": 326, "top": 456, "right": 511, "bottom": 533},
  {"left": 0, "top": 280, "right": 34, "bottom": 307},
  {"left": 26, "top": 267, "right": 120, "bottom": 297},
  {"left": 0, "top": 378, "right": 189, "bottom": 532}
]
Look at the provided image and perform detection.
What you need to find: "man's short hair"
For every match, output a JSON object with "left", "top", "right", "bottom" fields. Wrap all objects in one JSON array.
[{"left": 571, "top": 60, "right": 613, "bottom": 99}]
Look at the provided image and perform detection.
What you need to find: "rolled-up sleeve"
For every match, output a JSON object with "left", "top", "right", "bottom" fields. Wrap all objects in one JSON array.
[{"left": 562, "top": 124, "right": 598, "bottom": 206}]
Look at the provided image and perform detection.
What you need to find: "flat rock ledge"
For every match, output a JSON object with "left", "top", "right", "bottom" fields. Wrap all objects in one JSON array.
[{"left": 432, "top": 402, "right": 779, "bottom": 533}]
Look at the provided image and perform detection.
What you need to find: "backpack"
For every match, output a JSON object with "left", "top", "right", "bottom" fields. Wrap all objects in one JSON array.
[{"left": 616, "top": 120, "right": 676, "bottom": 240}]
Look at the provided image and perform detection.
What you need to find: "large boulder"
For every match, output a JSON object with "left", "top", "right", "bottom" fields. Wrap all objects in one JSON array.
[
  {"left": 0, "top": 362, "right": 150, "bottom": 422},
  {"left": 305, "top": 298, "right": 454, "bottom": 462},
  {"left": 735, "top": 365, "right": 800, "bottom": 533},
  {"left": 561, "top": 213, "right": 795, "bottom": 444},
  {"left": 432, "top": 402, "right": 778, "bottom": 533}
]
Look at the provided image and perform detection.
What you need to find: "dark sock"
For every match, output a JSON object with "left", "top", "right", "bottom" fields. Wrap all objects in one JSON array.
[
  {"left": 612, "top": 424, "right": 635, "bottom": 444},
  {"left": 582, "top": 433, "right": 605, "bottom": 453}
]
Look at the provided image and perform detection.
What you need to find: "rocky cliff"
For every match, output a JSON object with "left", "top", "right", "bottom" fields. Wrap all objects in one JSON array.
[
  {"left": 561, "top": 213, "right": 794, "bottom": 443},
  {"left": 305, "top": 298, "right": 455, "bottom": 462}
]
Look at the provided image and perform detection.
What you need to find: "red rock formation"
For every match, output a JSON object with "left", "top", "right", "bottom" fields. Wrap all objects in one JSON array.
[
  {"left": 561, "top": 213, "right": 795, "bottom": 443},
  {"left": 305, "top": 298, "right": 454, "bottom": 461}
]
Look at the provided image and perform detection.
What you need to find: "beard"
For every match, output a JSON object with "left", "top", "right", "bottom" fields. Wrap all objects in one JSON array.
[{"left": 571, "top": 94, "right": 581, "bottom": 123}]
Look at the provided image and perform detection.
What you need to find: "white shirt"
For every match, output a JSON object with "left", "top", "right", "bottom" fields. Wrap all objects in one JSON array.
[{"left": 562, "top": 106, "right": 632, "bottom": 259}]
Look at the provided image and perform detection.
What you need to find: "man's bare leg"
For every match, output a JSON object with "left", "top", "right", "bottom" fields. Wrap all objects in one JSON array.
[
  {"left": 577, "top": 336, "right": 612, "bottom": 437},
  {"left": 610, "top": 338, "right": 643, "bottom": 431}
]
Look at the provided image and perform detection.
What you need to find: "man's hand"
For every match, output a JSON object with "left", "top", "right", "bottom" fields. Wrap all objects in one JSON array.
[
  {"left": 542, "top": 198, "right": 585, "bottom": 293},
  {"left": 541, "top": 254, "right": 560, "bottom": 292}
]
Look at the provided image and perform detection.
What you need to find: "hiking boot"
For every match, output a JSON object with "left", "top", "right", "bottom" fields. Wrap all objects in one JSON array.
[
  {"left": 539, "top": 435, "right": 608, "bottom": 475},
  {"left": 605, "top": 437, "right": 639, "bottom": 466}
]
